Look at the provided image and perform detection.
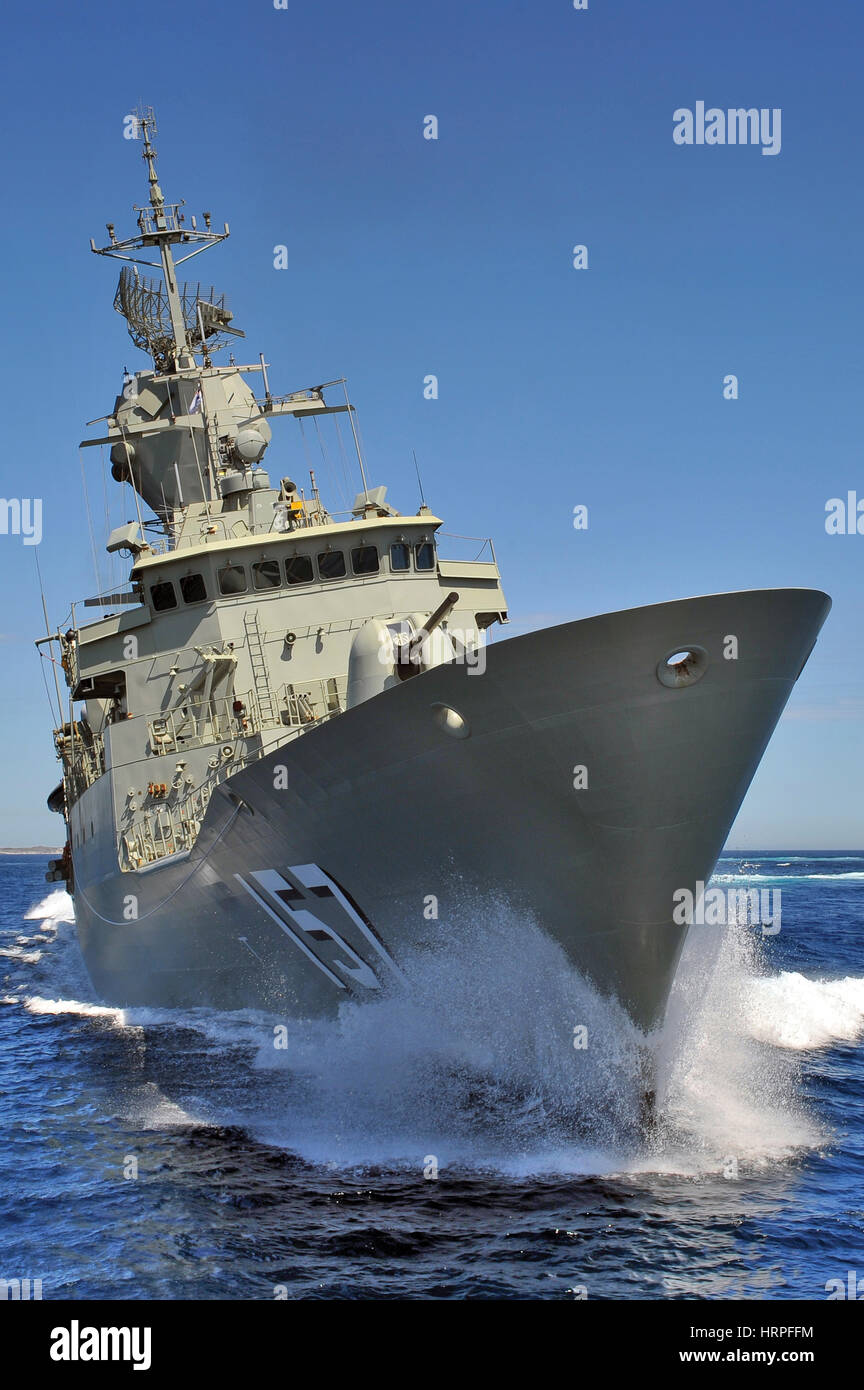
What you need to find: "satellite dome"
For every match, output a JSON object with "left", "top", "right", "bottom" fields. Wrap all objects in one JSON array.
[{"left": 233, "top": 427, "right": 268, "bottom": 463}]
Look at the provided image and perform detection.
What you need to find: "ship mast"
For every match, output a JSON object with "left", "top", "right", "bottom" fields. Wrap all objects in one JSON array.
[
  {"left": 90, "top": 106, "right": 231, "bottom": 374},
  {"left": 138, "top": 113, "right": 191, "bottom": 367},
  {"left": 82, "top": 107, "right": 365, "bottom": 525}
]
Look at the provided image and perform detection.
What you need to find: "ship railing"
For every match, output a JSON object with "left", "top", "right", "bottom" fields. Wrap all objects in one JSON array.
[
  {"left": 119, "top": 697, "right": 345, "bottom": 871},
  {"left": 165, "top": 509, "right": 343, "bottom": 550},
  {"left": 134, "top": 202, "right": 185, "bottom": 237},
  {"left": 56, "top": 724, "right": 106, "bottom": 800},
  {"left": 146, "top": 690, "right": 265, "bottom": 755},
  {"left": 436, "top": 532, "right": 497, "bottom": 565},
  {"left": 60, "top": 633, "right": 80, "bottom": 692},
  {"left": 120, "top": 780, "right": 214, "bottom": 872},
  {"left": 145, "top": 678, "right": 346, "bottom": 756},
  {"left": 276, "top": 675, "right": 346, "bottom": 728},
  {"left": 151, "top": 512, "right": 496, "bottom": 556}
]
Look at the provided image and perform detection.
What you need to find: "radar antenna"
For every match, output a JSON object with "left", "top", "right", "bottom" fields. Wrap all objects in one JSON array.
[
  {"left": 90, "top": 106, "right": 233, "bottom": 373},
  {"left": 114, "top": 267, "right": 243, "bottom": 372}
]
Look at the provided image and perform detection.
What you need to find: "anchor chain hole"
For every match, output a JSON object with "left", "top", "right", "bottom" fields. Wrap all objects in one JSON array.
[{"left": 656, "top": 645, "right": 709, "bottom": 689}]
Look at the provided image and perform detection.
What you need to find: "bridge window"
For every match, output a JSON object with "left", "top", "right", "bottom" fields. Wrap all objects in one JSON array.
[
  {"left": 317, "top": 550, "right": 346, "bottom": 581},
  {"left": 284, "top": 554, "right": 313, "bottom": 585},
  {"left": 390, "top": 543, "right": 410, "bottom": 572},
  {"left": 150, "top": 581, "right": 177, "bottom": 611},
  {"left": 351, "top": 545, "right": 379, "bottom": 576},
  {"left": 415, "top": 542, "right": 435, "bottom": 571},
  {"left": 218, "top": 564, "right": 247, "bottom": 595},
  {"left": 252, "top": 559, "right": 282, "bottom": 590},
  {"left": 180, "top": 573, "right": 207, "bottom": 604}
]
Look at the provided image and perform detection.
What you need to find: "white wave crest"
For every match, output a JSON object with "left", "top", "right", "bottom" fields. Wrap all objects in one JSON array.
[
  {"left": 743, "top": 973, "right": 864, "bottom": 1049},
  {"left": 24, "top": 996, "right": 125, "bottom": 1020},
  {"left": 23, "top": 889, "right": 75, "bottom": 924},
  {"left": 0, "top": 947, "right": 42, "bottom": 964}
]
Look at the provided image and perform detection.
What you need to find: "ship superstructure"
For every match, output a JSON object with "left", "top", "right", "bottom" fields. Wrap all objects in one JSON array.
[{"left": 43, "top": 110, "right": 505, "bottom": 880}]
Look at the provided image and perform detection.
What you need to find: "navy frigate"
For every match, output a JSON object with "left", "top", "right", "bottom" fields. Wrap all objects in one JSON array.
[{"left": 39, "top": 110, "right": 830, "bottom": 1038}]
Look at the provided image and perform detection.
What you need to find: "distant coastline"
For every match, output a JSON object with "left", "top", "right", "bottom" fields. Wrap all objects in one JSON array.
[{"left": 0, "top": 847, "right": 60, "bottom": 855}]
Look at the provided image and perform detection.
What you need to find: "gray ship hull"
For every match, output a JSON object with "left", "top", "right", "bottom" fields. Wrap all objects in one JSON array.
[{"left": 69, "top": 587, "right": 830, "bottom": 1032}]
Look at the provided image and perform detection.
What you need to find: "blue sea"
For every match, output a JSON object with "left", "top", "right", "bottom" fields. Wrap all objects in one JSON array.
[{"left": 1, "top": 851, "right": 862, "bottom": 1301}]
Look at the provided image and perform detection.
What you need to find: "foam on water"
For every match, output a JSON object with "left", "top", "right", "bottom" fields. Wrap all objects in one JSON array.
[
  {"left": 744, "top": 973, "right": 864, "bottom": 1049},
  {"left": 12, "top": 885, "right": 864, "bottom": 1178},
  {"left": 799, "top": 873, "right": 864, "bottom": 881},
  {"left": 713, "top": 871, "right": 864, "bottom": 883},
  {"left": 24, "top": 995, "right": 125, "bottom": 1020},
  {"left": 248, "top": 906, "right": 646, "bottom": 1169},
  {"left": 651, "top": 927, "right": 821, "bottom": 1172},
  {"left": 23, "top": 888, "right": 74, "bottom": 923}
]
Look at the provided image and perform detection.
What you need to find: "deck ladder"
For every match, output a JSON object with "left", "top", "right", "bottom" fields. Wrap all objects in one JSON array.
[{"left": 244, "top": 609, "right": 279, "bottom": 725}]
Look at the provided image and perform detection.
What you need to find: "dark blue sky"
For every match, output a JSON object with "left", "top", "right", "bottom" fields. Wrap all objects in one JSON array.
[{"left": 1, "top": 0, "right": 862, "bottom": 845}]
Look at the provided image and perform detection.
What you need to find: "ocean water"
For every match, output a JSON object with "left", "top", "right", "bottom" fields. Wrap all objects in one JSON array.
[{"left": 1, "top": 851, "right": 862, "bottom": 1301}]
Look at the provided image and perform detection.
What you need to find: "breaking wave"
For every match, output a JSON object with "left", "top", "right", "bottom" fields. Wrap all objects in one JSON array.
[
  {"left": 23, "top": 888, "right": 75, "bottom": 923},
  {"left": 744, "top": 973, "right": 864, "bottom": 1049}
]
